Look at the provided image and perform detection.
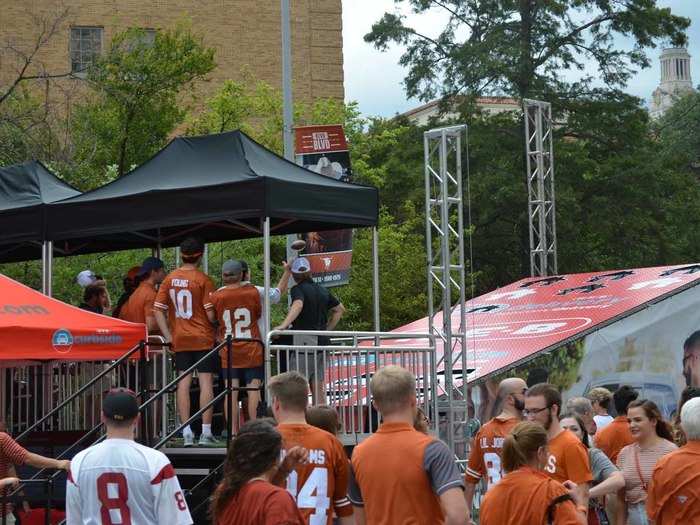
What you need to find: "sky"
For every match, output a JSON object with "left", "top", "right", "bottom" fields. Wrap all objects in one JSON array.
[{"left": 342, "top": 0, "right": 700, "bottom": 117}]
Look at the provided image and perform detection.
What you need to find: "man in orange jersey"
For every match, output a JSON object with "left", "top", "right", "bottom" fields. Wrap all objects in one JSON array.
[
  {"left": 594, "top": 385, "right": 637, "bottom": 464},
  {"left": 269, "top": 371, "right": 353, "bottom": 525},
  {"left": 525, "top": 383, "right": 592, "bottom": 511},
  {"left": 207, "top": 259, "right": 264, "bottom": 429},
  {"left": 348, "top": 365, "right": 468, "bottom": 525},
  {"left": 119, "top": 257, "right": 166, "bottom": 333},
  {"left": 647, "top": 397, "right": 700, "bottom": 524},
  {"left": 154, "top": 237, "right": 216, "bottom": 447},
  {"left": 464, "top": 377, "right": 526, "bottom": 519}
]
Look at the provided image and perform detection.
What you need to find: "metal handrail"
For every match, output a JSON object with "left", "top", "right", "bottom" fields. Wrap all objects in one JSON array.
[{"left": 14, "top": 341, "right": 148, "bottom": 443}]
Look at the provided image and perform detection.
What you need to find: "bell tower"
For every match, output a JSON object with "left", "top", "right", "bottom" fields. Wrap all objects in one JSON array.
[{"left": 650, "top": 47, "right": 694, "bottom": 119}]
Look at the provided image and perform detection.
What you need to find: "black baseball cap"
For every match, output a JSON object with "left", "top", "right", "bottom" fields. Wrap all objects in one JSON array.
[
  {"left": 137, "top": 257, "right": 164, "bottom": 277},
  {"left": 102, "top": 388, "right": 139, "bottom": 421}
]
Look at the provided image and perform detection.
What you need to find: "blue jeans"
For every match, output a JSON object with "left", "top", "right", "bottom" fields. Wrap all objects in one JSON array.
[{"left": 627, "top": 502, "right": 648, "bottom": 525}]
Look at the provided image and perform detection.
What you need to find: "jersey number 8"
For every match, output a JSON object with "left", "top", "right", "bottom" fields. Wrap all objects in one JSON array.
[{"left": 287, "top": 467, "right": 330, "bottom": 525}]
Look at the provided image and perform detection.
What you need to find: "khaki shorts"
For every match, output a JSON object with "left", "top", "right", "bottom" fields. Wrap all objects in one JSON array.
[{"left": 288, "top": 334, "right": 326, "bottom": 382}]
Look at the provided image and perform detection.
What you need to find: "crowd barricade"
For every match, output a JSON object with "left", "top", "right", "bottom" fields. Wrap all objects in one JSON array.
[
  {"left": 1, "top": 337, "right": 171, "bottom": 441},
  {"left": 266, "top": 330, "right": 438, "bottom": 445}
]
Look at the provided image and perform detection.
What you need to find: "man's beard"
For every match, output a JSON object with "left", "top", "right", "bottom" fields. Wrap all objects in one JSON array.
[{"left": 513, "top": 397, "right": 525, "bottom": 412}]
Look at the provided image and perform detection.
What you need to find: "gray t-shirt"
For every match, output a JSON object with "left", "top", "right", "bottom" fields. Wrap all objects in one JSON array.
[
  {"left": 589, "top": 447, "right": 618, "bottom": 485},
  {"left": 347, "top": 439, "right": 464, "bottom": 505}
]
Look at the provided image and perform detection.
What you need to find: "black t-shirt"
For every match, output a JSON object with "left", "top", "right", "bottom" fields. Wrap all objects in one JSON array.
[
  {"left": 79, "top": 302, "right": 103, "bottom": 314},
  {"left": 289, "top": 279, "right": 339, "bottom": 331}
]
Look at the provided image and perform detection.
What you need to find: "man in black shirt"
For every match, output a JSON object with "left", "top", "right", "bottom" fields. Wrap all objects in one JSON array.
[
  {"left": 274, "top": 257, "right": 345, "bottom": 403},
  {"left": 79, "top": 284, "right": 108, "bottom": 314}
]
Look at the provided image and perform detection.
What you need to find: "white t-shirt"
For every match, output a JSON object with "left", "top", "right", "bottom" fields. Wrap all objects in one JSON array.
[
  {"left": 66, "top": 438, "right": 192, "bottom": 525},
  {"left": 594, "top": 414, "right": 614, "bottom": 430}
]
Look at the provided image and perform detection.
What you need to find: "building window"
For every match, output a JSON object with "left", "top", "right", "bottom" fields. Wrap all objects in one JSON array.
[
  {"left": 70, "top": 27, "right": 102, "bottom": 74},
  {"left": 128, "top": 28, "right": 157, "bottom": 50}
]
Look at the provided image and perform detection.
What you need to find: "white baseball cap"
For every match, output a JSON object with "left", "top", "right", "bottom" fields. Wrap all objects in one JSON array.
[
  {"left": 291, "top": 257, "right": 311, "bottom": 273},
  {"left": 76, "top": 270, "right": 97, "bottom": 287}
]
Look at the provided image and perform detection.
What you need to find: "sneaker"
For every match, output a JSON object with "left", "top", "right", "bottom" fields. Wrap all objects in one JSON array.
[
  {"left": 198, "top": 433, "right": 219, "bottom": 447},
  {"left": 183, "top": 432, "right": 194, "bottom": 448}
]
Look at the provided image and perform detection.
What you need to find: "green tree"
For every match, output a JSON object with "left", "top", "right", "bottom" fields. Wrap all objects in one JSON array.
[
  {"left": 656, "top": 90, "right": 700, "bottom": 174},
  {"left": 365, "top": 0, "right": 688, "bottom": 102},
  {"left": 70, "top": 24, "right": 215, "bottom": 187}
]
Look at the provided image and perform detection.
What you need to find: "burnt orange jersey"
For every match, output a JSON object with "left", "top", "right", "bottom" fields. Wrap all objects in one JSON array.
[
  {"left": 210, "top": 284, "right": 263, "bottom": 368},
  {"left": 278, "top": 423, "right": 352, "bottom": 525},
  {"left": 466, "top": 416, "right": 519, "bottom": 489},
  {"left": 153, "top": 268, "right": 215, "bottom": 351},
  {"left": 119, "top": 281, "right": 157, "bottom": 327},
  {"left": 594, "top": 415, "right": 634, "bottom": 465},
  {"left": 544, "top": 429, "right": 592, "bottom": 485},
  {"left": 647, "top": 441, "right": 700, "bottom": 524},
  {"left": 480, "top": 466, "right": 582, "bottom": 525}
]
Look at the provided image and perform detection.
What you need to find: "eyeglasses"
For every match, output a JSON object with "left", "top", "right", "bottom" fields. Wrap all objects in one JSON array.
[{"left": 522, "top": 406, "right": 550, "bottom": 417}]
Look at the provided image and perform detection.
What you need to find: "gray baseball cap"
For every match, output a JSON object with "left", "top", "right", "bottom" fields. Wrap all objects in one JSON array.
[{"left": 222, "top": 259, "right": 243, "bottom": 276}]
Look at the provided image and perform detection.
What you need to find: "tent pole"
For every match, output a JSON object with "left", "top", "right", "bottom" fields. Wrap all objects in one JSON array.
[
  {"left": 263, "top": 217, "right": 272, "bottom": 399},
  {"left": 372, "top": 227, "right": 380, "bottom": 332},
  {"left": 203, "top": 244, "right": 209, "bottom": 274},
  {"left": 41, "top": 241, "right": 53, "bottom": 297}
]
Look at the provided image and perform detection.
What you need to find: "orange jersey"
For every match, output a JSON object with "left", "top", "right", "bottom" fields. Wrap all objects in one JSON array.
[
  {"left": 210, "top": 284, "right": 263, "bottom": 368},
  {"left": 594, "top": 415, "right": 634, "bottom": 465},
  {"left": 480, "top": 466, "right": 582, "bottom": 525},
  {"left": 646, "top": 441, "right": 700, "bottom": 524},
  {"left": 153, "top": 268, "right": 215, "bottom": 351},
  {"left": 466, "top": 416, "right": 519, "bottom": 488},
  {"left": 119, "top": 281, "right": 157, "bottom": 326},
  {"left": 543, "top": 429, "right": 592, "bottom": 485},
  {"left": 277, "top": 423, "right": 352, "bottom": 525}
]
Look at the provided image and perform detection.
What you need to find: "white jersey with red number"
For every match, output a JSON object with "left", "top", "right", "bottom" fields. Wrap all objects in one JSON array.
[{"left": 66, "top": 438, "right": 192, "bottom": 525}]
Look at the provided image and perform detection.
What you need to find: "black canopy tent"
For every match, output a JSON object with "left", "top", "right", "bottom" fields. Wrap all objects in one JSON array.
[
  {"left": 0, "top": 161, "right": 81, "bottom": 291},
  {"left": 37, "top": 130, "right": 380, "bottom": 333},
  {"left": 44, "top": 130, "right": 378, "bottom": 254}
]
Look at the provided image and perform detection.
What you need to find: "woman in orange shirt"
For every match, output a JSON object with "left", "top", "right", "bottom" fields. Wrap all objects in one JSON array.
[
  {"left": 209, "top": 420, "right": 305, "bottom": 525},
  {"left": 480, "top": 421, "right": 587, "bottom": 525}
]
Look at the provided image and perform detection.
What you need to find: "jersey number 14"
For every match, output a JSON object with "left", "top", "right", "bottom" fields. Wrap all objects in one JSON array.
[{"left": 287, "top": 468, "right": 330, "bottom": 525}]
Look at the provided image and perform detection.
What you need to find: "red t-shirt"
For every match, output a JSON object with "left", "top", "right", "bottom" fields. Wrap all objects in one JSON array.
[{"left": 215, "top": 480, "right": 305, "bottom": 525}]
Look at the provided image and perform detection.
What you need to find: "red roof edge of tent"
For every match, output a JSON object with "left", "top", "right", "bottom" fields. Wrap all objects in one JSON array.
[
  {"left": 0, "top": 274, "right": 146, "bottom": 361},
  {"left": 385, "top": 264, "right": 700, "bottom": 384}
]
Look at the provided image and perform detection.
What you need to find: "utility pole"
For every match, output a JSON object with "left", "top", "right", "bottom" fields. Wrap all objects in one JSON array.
[{"left": 282, "top": 0, "right": 296, "bottom": 271}]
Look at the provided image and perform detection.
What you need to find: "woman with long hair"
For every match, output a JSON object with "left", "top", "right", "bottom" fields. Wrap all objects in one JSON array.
[
  {"left": 480, "top": 421, "right": 586, "bottom": 525},
  {"left": 560, "top": 414, "right": 624, "bottom": 525},
  {"left": 210, "top": 420, "right": 305, "bottom": 525},
  {"left": 615, "top": 400, "right": 677, "bottom": 525}
]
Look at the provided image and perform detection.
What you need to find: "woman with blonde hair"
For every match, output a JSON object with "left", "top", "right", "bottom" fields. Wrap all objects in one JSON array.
[
  {"left": 480, "top": 421, "right": 586, "bottom": 524},
  {"left": 615, "top": 400, "right": 677, "bottom": 525}
]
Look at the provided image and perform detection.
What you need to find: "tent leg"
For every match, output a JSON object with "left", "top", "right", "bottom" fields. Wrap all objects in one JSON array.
[
  {"left": 372, "top": 227, "right": 380, "bottom": 333},
  {"left": 41, "top": 241, "right": 53, "bottom": 297},
  {"left": 203, "top": 244, "right": 209, "bottom": 274},
  {"left": 263, "top": 218, "right": 271, "bottom": 397},
  {"left": 152, "top": 244, "right": 162, "bottom": 259}
]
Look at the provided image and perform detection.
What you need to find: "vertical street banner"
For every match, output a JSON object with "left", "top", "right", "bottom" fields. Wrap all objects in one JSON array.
[{"left": 294, "top": 125, "right": 353, "bottom": 286}]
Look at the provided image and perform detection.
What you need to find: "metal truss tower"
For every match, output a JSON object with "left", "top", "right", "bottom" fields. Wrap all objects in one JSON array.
[
  {"left": 424, "top": 125, "right": 468, "bottom": 458},
  {"left": 524, "top": 99, "right": 558, "bottom": 277}
]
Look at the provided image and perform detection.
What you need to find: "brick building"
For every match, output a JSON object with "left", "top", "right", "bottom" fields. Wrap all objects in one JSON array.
[{"left": 0, "top": 0, "right": 344, "bottom": 106}]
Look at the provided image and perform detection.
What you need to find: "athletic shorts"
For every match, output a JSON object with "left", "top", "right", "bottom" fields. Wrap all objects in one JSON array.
[
  {"left": 175, "top": 349, "right": 219, "bottom": 374},
  {"left": 223, "top": 366, "right": 264, "bottom": 384}
]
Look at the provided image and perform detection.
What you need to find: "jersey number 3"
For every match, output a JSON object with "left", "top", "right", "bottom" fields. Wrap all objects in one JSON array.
[{"left": 287, "top": 468, "right": 330, "bottom": 525}]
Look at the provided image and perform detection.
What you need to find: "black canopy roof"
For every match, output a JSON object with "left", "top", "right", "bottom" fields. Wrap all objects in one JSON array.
[
  {"left": 45, "top": 130, "right": 378, "bottom": 255},
  {"left": 0, "top": 161, "right": 81, "bottom": 262}
]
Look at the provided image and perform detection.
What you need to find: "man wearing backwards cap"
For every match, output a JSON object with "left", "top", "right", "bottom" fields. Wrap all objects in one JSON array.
[
  {"left": 274, "top": 257, "right": 345, "bottom": 404},
  {"left": 154, "top": 237, "right": 217, "bottom": 447},
  {"left": 118, "top": 257, "right": 166, "bottom": 333},
  {"left": 66, "top": 389, "right": 193, "bottom": 525},
  {"left": 207, "top": 260, "right": 264, "bottom": 431}
]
